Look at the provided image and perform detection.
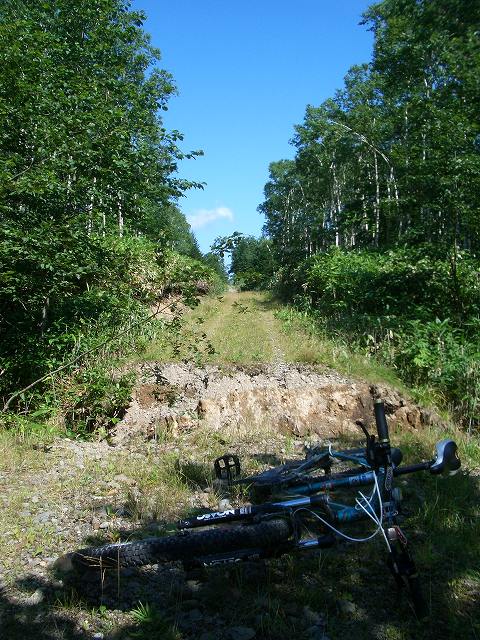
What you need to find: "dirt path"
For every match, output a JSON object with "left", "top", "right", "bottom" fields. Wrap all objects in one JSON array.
[{"left": 0, "top": 292, "right": 477, "bottom": 640}]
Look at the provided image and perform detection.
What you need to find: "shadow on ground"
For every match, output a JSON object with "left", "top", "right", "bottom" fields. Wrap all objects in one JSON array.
[{"left": 1, "top": 451, "right": 478, "bottom": 640}]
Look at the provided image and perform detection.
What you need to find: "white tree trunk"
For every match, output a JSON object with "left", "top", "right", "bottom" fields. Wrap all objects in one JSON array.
[
  {"left": 118, "top": 194, "right": 123, "bottom": 237},
  {"left": 373, "top": 152, "right": 380, "bottom": 247}
]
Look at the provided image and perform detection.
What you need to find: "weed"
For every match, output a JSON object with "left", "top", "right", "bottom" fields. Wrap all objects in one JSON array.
[{"left": 130, "top": 602, "right": 181, "bottom": 640}]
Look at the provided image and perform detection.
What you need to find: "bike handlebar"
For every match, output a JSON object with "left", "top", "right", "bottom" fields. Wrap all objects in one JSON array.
[{"left": 374, "top": 400, "right": 389, "bottom": 441}]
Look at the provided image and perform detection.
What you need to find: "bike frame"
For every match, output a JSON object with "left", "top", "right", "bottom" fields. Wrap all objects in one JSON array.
[
  {"left": 178, "top": 401, "right": 460, "bottom": 561},
  {"left": 179, "top": 451, "right": 396, "bottom": 528}
]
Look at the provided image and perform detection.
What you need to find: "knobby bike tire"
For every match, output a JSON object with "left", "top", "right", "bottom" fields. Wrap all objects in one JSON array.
[{"left": 72, "top": 518, "right": 292, "bottom": 569}]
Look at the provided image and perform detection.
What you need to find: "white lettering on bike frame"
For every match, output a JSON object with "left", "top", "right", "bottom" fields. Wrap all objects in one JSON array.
[{"left": 196, "top": 510, "right": 236, "bottom": 521}]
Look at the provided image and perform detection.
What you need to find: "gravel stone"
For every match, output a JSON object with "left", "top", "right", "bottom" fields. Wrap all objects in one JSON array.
[
  {"left": 337, "top": 599, "right": 356, "bottom": 615},
  {"left": 26, "top": 588, "right": 45, "bottom": 605}
]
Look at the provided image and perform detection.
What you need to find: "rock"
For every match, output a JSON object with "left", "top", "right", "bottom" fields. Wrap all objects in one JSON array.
[
  {"left": 113, "top": 474, "right": 135, "bottom": 486},
  {"left": 197, "top": 399, "right": 213, "bottom": 417},
  {"left": 164, "top": 415, "right": 179, "bottom": 437},
  {"left": 177, "top": 414, "right": 194, "bottom": 429},
  {"left": 34, "top": 511, "right": 52, "bottom": 524},
  {"left": 98, "top": 521, "right": 110, "bottom": 529},
  {"left": 303, "top": 605, "right": 324, "bottom": 626},
  {"left": 227, "top": 627, "right": 256, "bottom": 640},
  {"left": 218, "top": 498, "right": 232, "bottom": 511},
  {"left": 186, "top": 579, "right": 202, "bottom": 593},
  {"left": 331, "top": 391, "right": 347, "bottom": 408},
  {"left": 92, "top": 634, "right": 104, "bottom": 639},
  {"left": 27, "top": 588, "right": 45, "bottom": 605}
]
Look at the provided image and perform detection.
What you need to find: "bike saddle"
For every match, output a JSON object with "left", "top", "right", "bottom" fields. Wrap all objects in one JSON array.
[{"left": 429, "top": 440, "right": 461, "bottom": 475}]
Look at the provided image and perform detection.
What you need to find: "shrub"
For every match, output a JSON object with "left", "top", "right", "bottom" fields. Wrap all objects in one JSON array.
[
  {"left": 285, "top": 247, "right": 480, "bottom": 427},
  {"left": 303, "top": 246, "right": 480, "bottom": 320}
]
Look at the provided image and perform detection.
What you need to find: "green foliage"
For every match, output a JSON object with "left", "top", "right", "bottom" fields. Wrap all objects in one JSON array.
[
  {"left": 0, "top": 0, "right": 209, "bottom": 432},
  {"left": 0, "top": 228, "right": 157, "bottom": 396},
  {"left": 159, "top": 250, "right": 226, "bottom": 302},
  {"left": 304, "top": 247, "right": 480, "bottom": 320},
  {"left": 230, "top": 236, "right": 275, "bottom": 290},
  {"left": 129, "top": 602, "right": 181, "bottom": 640},
  {"left": 201, "top": 251, "right": 229, "bottom": 284},
  {"left": 63, "top": 369, "right": 135, "bottom": 435},
  {"left": 295, "top": 248, "right": 480, "bottom": 426},
  {"left": 0, "top": 0, "right": 202, "bottom": 232},
  {"left": 164, "top": 204, "right": 203, "bottom": 259},
  {"left": 259, "top": 0, "right": 480, "bottom": 268},
  {"left": 392, "top": 319, "right": 480, "bottom": 427},
  {"left": 258, "top": 0, "right": 480, "bottom": 431}
]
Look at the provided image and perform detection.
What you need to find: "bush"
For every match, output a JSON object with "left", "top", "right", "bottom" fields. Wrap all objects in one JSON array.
[
  {"left": 285, "top": 247, "right": 480, "bottom": 427},
  {"left": 234, "top": 270, "right": 268, "bottom": 291},
  {"left": 303, "top": 246, "right": 480, "bottom": 320},
  {"left": 63, "top": 369, "right": 135, "bottom": 435},
  {"left": 391, "top": 319, "right": 480, "bottom": 426},
  {"left": 0, "top": 226, "right": 221, "bottom": 428}
]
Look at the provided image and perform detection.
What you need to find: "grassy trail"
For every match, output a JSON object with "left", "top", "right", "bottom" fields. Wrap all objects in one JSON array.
[
  {"left": 190, "top": 291, "right": 289, "bottom": 363},
  {"left": 179, "top": 291, "right": 406, "bottom": 389}
]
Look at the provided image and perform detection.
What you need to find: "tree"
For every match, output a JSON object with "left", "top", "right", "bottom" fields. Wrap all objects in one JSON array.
[
  {"left": 0, "top": 0, "right": 204, "bottom": 401},
  {"left": 259, "top": 0, "right": 480, "bottom": 266},
  {"left": 230, "top": 236, "right": 275, "bottom": 289}
]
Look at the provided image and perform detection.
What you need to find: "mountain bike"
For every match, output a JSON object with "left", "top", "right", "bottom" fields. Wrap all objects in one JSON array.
[{"left": 71, "top": 400, "right": 461, "bottom": 618}]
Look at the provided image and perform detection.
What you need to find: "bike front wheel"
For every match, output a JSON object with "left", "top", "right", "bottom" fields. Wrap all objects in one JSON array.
[{"left": 72, "top": 518, "right": 292, "bottom": 569}]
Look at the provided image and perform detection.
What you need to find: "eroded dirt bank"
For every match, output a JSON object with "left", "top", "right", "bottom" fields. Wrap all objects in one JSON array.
[{"left": 118, "top": 361, "right": 440, "bottom": 446}]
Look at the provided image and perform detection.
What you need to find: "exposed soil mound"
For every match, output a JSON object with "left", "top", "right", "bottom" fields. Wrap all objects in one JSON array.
[{"left": 115, "top": 362, "right": 442, "bottom": 445}]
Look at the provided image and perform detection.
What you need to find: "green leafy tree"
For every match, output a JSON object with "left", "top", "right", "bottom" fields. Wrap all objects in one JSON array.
[
  {"left": 230, "top": 236, "right": 275, "bottom": 290},
  {"left": 0, "top": 0, "right": 205, "bottom": 406}
]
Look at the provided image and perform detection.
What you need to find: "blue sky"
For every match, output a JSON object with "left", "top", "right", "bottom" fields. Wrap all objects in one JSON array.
[{"left": 132, "top": 1, "right": 374, "bottom": 253}]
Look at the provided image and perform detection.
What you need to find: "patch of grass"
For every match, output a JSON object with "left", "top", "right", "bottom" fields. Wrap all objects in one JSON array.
[
  {"left": 276, "top": 305, "right": 410, "bottom": 389},
  {"left": 129, "top": 602, "right": 181, "bottom": 640},
  {"left": 178, "top": 292, "right": 282, "bottom": 363},
  {"left": 2, "top": 289, "right": 478, "bottom": 639}
]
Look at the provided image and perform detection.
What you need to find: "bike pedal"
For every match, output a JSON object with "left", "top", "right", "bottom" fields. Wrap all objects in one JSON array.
[{"left": 214, "top": 454, "right": 241, "bottom": 484}]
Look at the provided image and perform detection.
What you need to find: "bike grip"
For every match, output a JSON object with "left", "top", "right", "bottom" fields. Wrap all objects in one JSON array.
[{"left": 374, "top": 400, "right": 389, "bottom": 441}]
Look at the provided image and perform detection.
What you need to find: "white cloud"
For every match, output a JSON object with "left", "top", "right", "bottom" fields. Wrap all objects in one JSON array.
[{"left": 187, "top": 206, "right": 234, "bottom": 230}]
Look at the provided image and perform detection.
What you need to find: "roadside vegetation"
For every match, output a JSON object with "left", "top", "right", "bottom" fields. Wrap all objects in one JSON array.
[
  {"left": 0, "top": 0, "right": 478, "bottom": 639},
  {"left": 0, "top": 292, "right": 478, "bottom": 639}
]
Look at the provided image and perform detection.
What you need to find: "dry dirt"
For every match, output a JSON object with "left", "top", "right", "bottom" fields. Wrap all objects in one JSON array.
[{"left": 116, "top": 361, "right": 441, "bottom": 447}]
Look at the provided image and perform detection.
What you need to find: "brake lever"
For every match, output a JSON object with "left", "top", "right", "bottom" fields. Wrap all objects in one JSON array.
[{"left": 356, "top": 419, "right": 376, "bottom": 467}]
